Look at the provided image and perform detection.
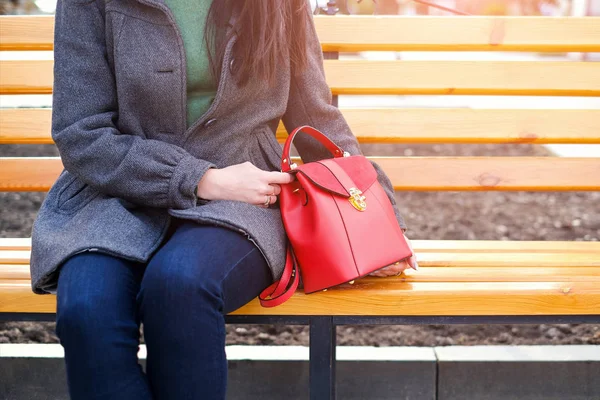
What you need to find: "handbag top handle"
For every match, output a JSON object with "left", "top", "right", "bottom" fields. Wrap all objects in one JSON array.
[{"left": 281, "top": 125, "right": 346, "bottom": 172}]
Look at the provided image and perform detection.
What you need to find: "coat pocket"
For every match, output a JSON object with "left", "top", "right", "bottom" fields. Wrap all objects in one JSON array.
[{"left": 54, "top": 172, "right": 101, "bottom": 214}]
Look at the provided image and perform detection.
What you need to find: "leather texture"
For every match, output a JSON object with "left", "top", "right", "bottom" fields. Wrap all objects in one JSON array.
[{"left": 259, "top": 126, "right": 413, "bottom": 307}]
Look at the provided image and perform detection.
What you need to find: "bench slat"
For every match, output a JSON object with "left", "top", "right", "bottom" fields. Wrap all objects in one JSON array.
[
  {"left": 0, "top": 238, "right": 31, "bottom": 251},
  {"left": 0, "top": 60, "right": 53, "bottom": 95},
  {"left": 4, "top": 247, "right": 600, "bottom": 268},
  {"left": 0, "top": 16, "right": 54, "bottom": 51},
  {"left": 2, "top": 252, "right": 597, "bottom": 267},
  {"left": 0, "top": 109, "right": 52, "bottom": 144},
  {"left": 234, "top": 281, "right": 600, "bottom": 316},
  {"left": 325, "top": 61, "right": 600, "bottom": 96},
  {"left": 4, "top": 157, "right": 599, "bottom": 191},
  {"left": 3, "top": 266, "right": 600, "bottom": 282},
  {"left": 4, "top": 60, "right": 600, "bottom": 96},
  {"left": 3, "top": 16, "right": 600, "bottom": 52},
  {"left": 2, "top": 239, "right": 600, "bottom": 253},
  {"left": 2, "top": 280, "right": 598, "bottom": 315},
  {"left": 279, "top": 108, "right": 600, "bottom": 144},
  {"left": 316, "top": 16, "right": 600, "bottom": 52},
  {"left": 4, "top": 108, "right": 600, "bottom": 145}
]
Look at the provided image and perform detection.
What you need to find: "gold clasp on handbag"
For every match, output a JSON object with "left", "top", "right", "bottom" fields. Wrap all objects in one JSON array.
[{"left": 348, "top": 187, "right": 366, "bottom": 211}]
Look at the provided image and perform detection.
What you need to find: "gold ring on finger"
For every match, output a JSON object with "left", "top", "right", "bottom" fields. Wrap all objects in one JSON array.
[{"left": 263, "top": 195, "right": 270, "bottom": 207}]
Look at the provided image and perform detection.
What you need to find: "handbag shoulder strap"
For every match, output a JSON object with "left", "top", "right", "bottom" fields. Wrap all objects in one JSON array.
[{"left": 259, "top": 244, "right": 300, "bottom": 307}]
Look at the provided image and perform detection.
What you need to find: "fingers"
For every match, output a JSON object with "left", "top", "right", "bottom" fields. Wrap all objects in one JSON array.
[
  {"left": 265, "top": 184, "right": 281, "bottom": 196},
  {"left": 369, "top": 259, "right": 411, "bottom": 277},
  {"left": 255, "top": 194, "right": 276, "bottom": 208},
  {"left": 252, "top": 171, "right": 295, "bottom": 208},
  {"left": 265, "top": 170, "right": 296, "bottom": 184},
  {"left": 402, "top": 233, "right": 420, "bottom": 271}
]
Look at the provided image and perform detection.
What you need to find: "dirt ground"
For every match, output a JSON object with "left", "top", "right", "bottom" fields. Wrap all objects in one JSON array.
[{"left": 1, "top": 141, "right": 599, "bottom": 345}]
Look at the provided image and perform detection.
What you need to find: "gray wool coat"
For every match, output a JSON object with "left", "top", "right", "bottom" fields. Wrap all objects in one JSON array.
[{"left": 29, "top": 0, "right": 407, "bottom": 295}]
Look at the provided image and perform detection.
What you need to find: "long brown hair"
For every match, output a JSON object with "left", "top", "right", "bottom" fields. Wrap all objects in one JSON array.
[{"left": 204, "top": 0, "right": 311, "bottom": 88}]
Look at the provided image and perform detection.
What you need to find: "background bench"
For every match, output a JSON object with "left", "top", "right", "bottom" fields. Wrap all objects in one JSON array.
[{"left": 1, "top": 13, "right": 600, "bottom": 399}]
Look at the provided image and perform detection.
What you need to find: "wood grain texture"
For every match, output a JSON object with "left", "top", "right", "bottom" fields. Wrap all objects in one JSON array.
[
  {"left": 4, "top": 60, "right": 600, "bottom": 96},
  {"left": 323, "top": 60, "right": 600, "bottom": 96},
  {"left": 0, "top": 109, "right": 52, "bottom": 144},
  {"left": 314, "top": 16, "right": 600, "bottom": 52},
  {"left": 3, "top": 245, "right": 599, "bottom": 269},
  {"left": 0, "top": 60, "right": 53, "bottom": 95},
  {"left": 0, "top": 15, "right": 54, "bottom": 51},
  {"left": 2, "top": 280, "right": 599, "bottom": 315},
  {"left": 5, "top": 108, "right": 600, "bottom": 145},
  {"left": 4, "top": 265, "right": 600, "bottom": 282},
  {"left": 2, "top": 238, "right": 599, "bottom": 315},
  {"left": 3, "top": 15, "right": 600, "bottom": 52},
  {"left": 2, "top": 238, "right": 599, "bottom": 253},
  {"left": 2, "top": 157, "right": 599, "bottom": 191}
]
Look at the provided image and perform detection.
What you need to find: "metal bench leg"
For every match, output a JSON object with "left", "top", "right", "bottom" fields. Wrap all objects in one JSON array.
[{"left": 310, "top": 316, "right": 336, "bottom": 400}]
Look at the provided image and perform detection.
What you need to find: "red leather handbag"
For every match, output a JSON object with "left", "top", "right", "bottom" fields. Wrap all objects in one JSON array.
[{"left": 259, "top": 125, "right": 412, "bottom": 307}]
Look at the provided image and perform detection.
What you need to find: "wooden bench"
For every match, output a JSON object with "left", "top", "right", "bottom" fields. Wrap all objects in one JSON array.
[{"left": 2, "top": 13, "right": 600, "bottom": 399}]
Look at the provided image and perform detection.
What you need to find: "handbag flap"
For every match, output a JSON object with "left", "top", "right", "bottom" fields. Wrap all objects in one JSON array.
[{"left": 294, "top": 155, "right": 378, "bottom": 197}]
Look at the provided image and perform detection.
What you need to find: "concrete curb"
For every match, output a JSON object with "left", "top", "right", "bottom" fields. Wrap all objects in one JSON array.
[{"left": 1, "top": 344, "right": 599, "bottom": 399}]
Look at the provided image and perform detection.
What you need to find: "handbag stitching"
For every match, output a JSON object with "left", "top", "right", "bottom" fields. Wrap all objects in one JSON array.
[
  {"left": 331, "top": 192, "right": 361, "bottom": 277},
  {"left": 316, "top": 160, "right": 354, "bottom": 195},
  {"left": 296, "top": 170, "right": 346, "bottom": 197},
  {"left": 369, "top": 184, "right": 410, "bottom": 249}
]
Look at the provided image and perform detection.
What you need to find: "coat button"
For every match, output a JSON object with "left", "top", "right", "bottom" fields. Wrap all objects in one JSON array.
[{"left": 204, "top": 118, "right": 217, "bottom": 128}]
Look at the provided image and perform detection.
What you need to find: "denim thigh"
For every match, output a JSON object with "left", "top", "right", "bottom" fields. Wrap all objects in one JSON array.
[{"left": 139, "top": 217, "right": 273, "bottom": 315}]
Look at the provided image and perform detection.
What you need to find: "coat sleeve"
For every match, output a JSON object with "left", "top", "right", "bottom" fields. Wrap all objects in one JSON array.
[
  {"left": 281, "top": 4, "right": 408, "bottom": 231},
  {"left": 51, "top": 0, "right": 216, "bottom": 210}
]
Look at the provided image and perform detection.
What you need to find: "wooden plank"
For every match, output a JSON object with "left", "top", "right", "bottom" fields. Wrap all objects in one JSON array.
[
  {"left": 0, "top": 60, "right": 53, "bottom": 95},
  {"left": 412, "top": 240, "right": 600, "bottom": 254},
  {"left": 233, "top": 281, "right": 600, "bottom": 316},
  {"left": 0, "top": 16, "right": 54, "bottom": 51},
  {"left": 413, "top": 252, "right": 600, "bottom": 267},
  {"left": 0, "top": 251, "right": 31, "bottom": 265},
  {"left": 2, "top": 280, "right": 599, "bottom": 315},
  {"left": 4, "top": 250, "right": 600, "bottom": 267},
  {"left": 299, "top": 109, "right": 600, "bottom": 144},
  {"left": 0, "top": 266, "right": 31, "bottom": 280},
  {"left": 324, "top": 61, "right": 600, "bottom": 96},
  {"left": 0, "top": 238, "right": 31, "bottom": 251},
  {"left": 315, "top": 16, "right": 600, "bottom": 52},
  {"left": 4, "top": 251, "right": 600, "bottom": 270},
  {"left": 2, "top": 238, "right": 598, "bottom": 253},
  {"left": 2, "top": 157, "right": 600, "bottom": 191},
  {"left": 3, "top": 16, "right": 600, "bottom": 52},
  {"left": 0, "top": 109, "right": 52, "bottom": 144},
  {"left": 6, "top": 108, "right": 600, "bottom": 145},
  {"left": 368, "top": 156, "right": 600, "bottom": 190},
  {"left": 3, "top": 265, "right": 600, "bottom": 282},
  {"left": 396, "top": 267, "right": 600, "bottom": 282},
  {"left": 4, "top": 60, "right": 600, "bottom": 96},
  {"left": 0, "top": 158, "right": 62, "bottom": 191}
]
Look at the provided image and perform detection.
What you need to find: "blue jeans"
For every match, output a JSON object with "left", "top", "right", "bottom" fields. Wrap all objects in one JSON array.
[{"left": 55, "top": 217, "right": 273, "bottom": 400}]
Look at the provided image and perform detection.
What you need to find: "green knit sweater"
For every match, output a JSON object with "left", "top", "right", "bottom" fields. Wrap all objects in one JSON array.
[{"left": 164, "top": 0, "right": 216, "bottom": 129}]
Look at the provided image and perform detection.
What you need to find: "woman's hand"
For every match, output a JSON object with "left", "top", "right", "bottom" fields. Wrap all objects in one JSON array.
[
  {"left": 196, "top": 162, "right": 295, "bottom": 207},
  {"left": 368, "top": 232, "right": 419, "bottom": 277}
]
